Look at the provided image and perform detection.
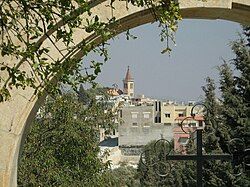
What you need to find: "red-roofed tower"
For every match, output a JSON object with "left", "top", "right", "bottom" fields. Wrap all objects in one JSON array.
[{"left": 123, "top": 66, "right": 134, "bottom": 97}]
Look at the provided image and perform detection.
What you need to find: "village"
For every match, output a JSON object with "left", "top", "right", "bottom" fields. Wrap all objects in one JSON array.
[{"left": 98, "top": 67, "right": 205, "bottom": 167}]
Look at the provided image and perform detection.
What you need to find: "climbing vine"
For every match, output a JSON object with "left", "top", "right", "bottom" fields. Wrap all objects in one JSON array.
[{"left": 0, "top": 0, "right": 181, "bottom": 102}]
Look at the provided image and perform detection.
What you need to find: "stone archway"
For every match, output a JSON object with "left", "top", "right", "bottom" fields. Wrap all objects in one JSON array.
[{"left": 0, "top": 0, "right": 249, "bottom": 186}]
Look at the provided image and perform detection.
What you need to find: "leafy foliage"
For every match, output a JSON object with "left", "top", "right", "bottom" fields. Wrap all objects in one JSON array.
[
  {"left": 137, "top": 140, "right": 196, "bottom": 187},
  {"left": 101, "top": 166, "right": 140, "bottom": 187},
  {"left": 217, "top": 27, "right": 250, "bottom": 183},
  {"left": 218, "top": 27, "right": 250, "bottom": 149},
  {"left": 0, "top": 0, "right": 181, "bottom": 101},
  {"left": 202, "top": 77, "right": 227, "bottom": 153},
  {"left": 77, "top": 84, "right": 109, "bottom": 105},
  {"left": 18, "top": 93, "right": 115, "bottom": 186},
  {"left": 194, "top": 27, "right": 250, "bottom": 186},
  {"left": 201, "top": 77, "right": 241, "bottom": 187}
]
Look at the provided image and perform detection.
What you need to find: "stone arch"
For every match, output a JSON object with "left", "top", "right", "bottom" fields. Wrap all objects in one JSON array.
[{"left": 0, "top": 0, "right": 249, "bottom": 186}]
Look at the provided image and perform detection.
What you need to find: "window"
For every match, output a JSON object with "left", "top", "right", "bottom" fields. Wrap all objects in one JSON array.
[
  {"left": 154, "top": 116, "right": 161, "bottom": 123},
  {"left": 131, "top": 112, "right": 138, "bottom": 119},
  {"left": 178, "top": 137, "right": 189, "bottom": 145},
  {"left": 165, "top": 113, "right": 171, "bottom": 118},
  {"left": 130, "top": 93, "right": 133, "bottom": 97},
  {"left": 130, "top": 83, "right": 133, "bottom": 89},
  {"left": 143, "top": 112, "right": 150, "bottom": 118},
  {"left": 120, "top": 110, "right": 122, "bottom": 118},
  {"left": 155, "top": 101, "right": 161, "bottom": 111},
  {"left": 178, "top": 113, "right": 184, "bottom": 117},
  {"left": 124, "top": 83, "right": 127, "bottom": 89},
  {"left": 188, "top": 122, "right": 196, "bottom": 127},
  {"left": 132, "top": 114, "right": 137, "bottom": 118},
  {"left": 132, "top": 122, "right": 138, "bottom": 127}
]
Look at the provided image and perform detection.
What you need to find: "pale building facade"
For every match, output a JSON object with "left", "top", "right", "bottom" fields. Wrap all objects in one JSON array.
[
  {"left": 118, "top": 105, "right": 174, "bottom": 155},
  {"left": 161, "top": 102, "right": 195, "bottom": 125},
  {"left": 118, "top": 100, "right": 204, "bottom": 155}
]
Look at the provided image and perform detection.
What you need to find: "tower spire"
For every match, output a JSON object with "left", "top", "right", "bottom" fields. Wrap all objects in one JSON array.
[
  {"left": 123, "top": 66, "right": 134, "bottom": 97},
  {"left": 125, "top": 66, "right": 133, "bottom": 81}
]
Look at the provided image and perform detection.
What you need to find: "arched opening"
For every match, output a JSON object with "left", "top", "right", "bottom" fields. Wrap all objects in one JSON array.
[{"left": 0, "top": 1, "right": 249, "bottom": 186}]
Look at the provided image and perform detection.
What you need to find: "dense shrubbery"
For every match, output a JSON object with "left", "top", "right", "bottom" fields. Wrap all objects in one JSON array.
[{"left": 18, "top": 92, "right": 114, "bottom": 186}]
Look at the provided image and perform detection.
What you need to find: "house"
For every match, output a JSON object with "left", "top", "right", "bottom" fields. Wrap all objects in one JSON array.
[
  {"left": 118, "top": 100, "right": 204, "bottom": 155},
  {"left": 118, "top": 105, "right": 174, "bottom": 156},
  {"left": 173, "top": 115, "right": 205, "bottom": 153}
]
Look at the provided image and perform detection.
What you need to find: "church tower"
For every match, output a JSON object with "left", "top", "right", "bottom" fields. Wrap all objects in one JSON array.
[{"left": 123, "top": 66, "right": 134, "bottom": 98}]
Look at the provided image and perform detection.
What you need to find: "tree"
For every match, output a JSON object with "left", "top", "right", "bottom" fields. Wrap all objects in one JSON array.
[
  {"left": 18, "top": 93, "right": 115, "bottom": 186},
  {"left": 137, "top": 140, "right": 196, "bottom": 187},
  {"left": 101, "top": 166, "right": 140, "bottom": 187},
  {"left": 77, "top": 84, "right": 110, "bottom": 104},
  {"left": 219, "top": 62, "right": 243, "bottom": 139},
  {"left": 199, "top": 27, "right": 250, "bottom": 185},
  {"left": 201, "top": 77, "right": 238, "bottom": 187},
  {"left": 202, "top": 77, "right": 223, "bottom": 152},
  {"left": 243, "top": 26, "right": 250, "bottom": 47},
  {"left": 0, "top": 0, "right": 181, "bottom": 102},
  {"left": 218, "top": 26, "right": 250, "bottom": 148},
  {"left": 217, "top": 28, "right": 250, "bottom": 185},
  {"left": 200, "top": 27, "right": 250, "bottom": 186},
  {"left": 230, "top": 26, "right": 250, "bottom": 147}
]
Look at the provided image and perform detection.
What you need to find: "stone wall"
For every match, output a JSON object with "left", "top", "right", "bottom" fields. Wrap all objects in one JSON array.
[
  {"left": 119, "top": 123, "right": 174, "bottom": 146},
  {"left": 119, "top": 145, "right": 144, "bottom": 156},
  {"left": 119, "top": 105, "right": 174, "bottom": 146}
]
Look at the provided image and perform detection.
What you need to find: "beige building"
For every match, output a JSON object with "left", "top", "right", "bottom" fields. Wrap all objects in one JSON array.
[
  {"left": 118, "top": 101, "right": 204, "bottom": 156},
  {"left": 118, "top": 104, "right": 174, "bottom": 156},
  {"left": 160, "top": 101, "right": 198, "bottom": 125}
]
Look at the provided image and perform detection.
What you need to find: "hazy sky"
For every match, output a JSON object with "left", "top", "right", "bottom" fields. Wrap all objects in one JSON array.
[{"left": 83, "top": 19, "right": 242, "bottom": 102}]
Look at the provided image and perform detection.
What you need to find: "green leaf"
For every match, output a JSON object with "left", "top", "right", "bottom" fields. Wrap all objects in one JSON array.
[{"left": 161, "top": 47, "right": 171, "bottom": 54}]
